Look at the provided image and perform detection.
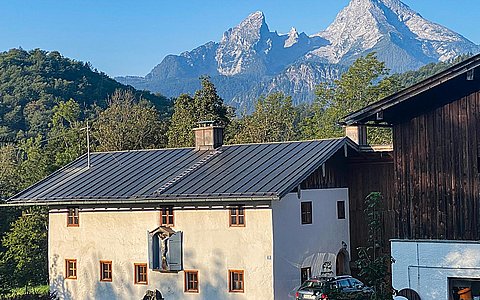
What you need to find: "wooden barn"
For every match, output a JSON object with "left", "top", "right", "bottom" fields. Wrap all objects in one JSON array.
[{"left": 344, "top": 54, "right": 480, "bottom": 300}]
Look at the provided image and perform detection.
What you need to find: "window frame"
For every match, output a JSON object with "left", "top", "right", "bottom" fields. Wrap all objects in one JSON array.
[
  {"left": 65, "top": 259, "right": 77, "bottom": 280},
  {"left": 134, "top": 263, "right": 148, "bottom": 285},
  {"left": 300, "top": 267, "right": 311, "bottom": 283},
  {"left": 100, "top": 260, "right": 112, "bottom": 282},
  {"left": 301, "top": 201, "right": 313, "bottom": 224},
  {"left": 184, "top": 270, "right": 199, "bottom": 293},
  {"left": 229, "top": 205, "right": 245, "bottom": 227},
  {"left": 337, "top": 279, "right": 352, "bottom": 290},
  {"left": 160, "top": 206, "right": 174, "bottom": 227},
  {"left": 228, "top": 270, "right": 244, "bottom": 293},
  {"left": 67, "top": 207, "right": 79, "bottom": 227},
  {"left": 337, "top": 200, "right": 346, "bottom": 220}
]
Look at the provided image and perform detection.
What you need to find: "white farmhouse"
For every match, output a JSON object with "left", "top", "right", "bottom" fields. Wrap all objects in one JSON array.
[{"left": 8, "top": 124, "right": 357, "bottom": 299}]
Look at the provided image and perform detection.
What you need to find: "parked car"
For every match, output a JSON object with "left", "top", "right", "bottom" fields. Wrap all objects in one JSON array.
[{"left": 295, "top": 275, "right": 374, "bottom": 300}]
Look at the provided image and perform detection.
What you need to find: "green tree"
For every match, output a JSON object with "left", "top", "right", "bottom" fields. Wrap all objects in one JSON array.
[
  {"left": 229, "top": 92, "right": 298, "bottom": 144},
  {"left": 355, "top": 192, "right": 394, "bottom": 300},
  {"left": 301, "top": 53, "right": 401, "bottom": 144},
  {"left": 167, "top": 76, "right": 232, "bottom": 147},
  {"left": 0, "top": 145, "right": 22, "bottom": 200},
  {"left": 93, "top": 89, "right": 166, "bottom": 151},
  {"left": 1, "top": 208, "right": 48, "bottom": 289},
  {"left": 16, "top": 137, "right": 50, "bottom": 189},
  {"left": 193, "top": 76, "right": 230, "bottom": 125},
  {"left": 45, "top": 99, "right": 87, "bottom": 170},
  {"left": 166, "top": 94, "right": 196, "bottom": 148}
]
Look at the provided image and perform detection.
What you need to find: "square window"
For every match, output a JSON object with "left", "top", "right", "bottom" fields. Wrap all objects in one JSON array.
[
  {"left": 65, "top": 259, "right": 77, "bottom": 279},
  {"left": 160, "top": 206, "right": 174, "bottom": 227},
  {"left": 337, "top": 201, "right": 346, "bottom": 219},
  {"left": 301, "top": 202, "right": 312, "bottom": 224},
  {"left": 229, "top": 270, "right": 244, "bottom": 293},
  {"left": 184, "top": 270, "right": 199, "bottom": 293},
  {"left": 301, "top": 267, "right": 311, "bottom": 283},
  {"left": 229, "top": 206, "right": 245, "bottom": 227},
  {"left": 134, "top": 263, "right": 148, "bottom": 285},
  {"left": 67, "top": 208, "right": 79, "bottom": 227},
  {"left": 100, "top": 261, "right": 112, "bottom": 282}
]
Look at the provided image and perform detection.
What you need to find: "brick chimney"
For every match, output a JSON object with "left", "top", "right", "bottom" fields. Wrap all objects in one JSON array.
[
  {"left": 345, "top": 125, "right": 367, "bottom": 146},
  {"left": 193, "top": 121, "right": 224, "bottom": 150}
]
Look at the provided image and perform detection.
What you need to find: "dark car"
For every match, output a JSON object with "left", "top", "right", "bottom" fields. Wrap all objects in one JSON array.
[{"left": 295, "top": 275, "right": 374, "bottom": 300}]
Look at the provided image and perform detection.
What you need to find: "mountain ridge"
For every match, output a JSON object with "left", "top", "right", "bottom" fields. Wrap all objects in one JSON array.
[{"left": 116, "top": 0, "right": 479, "bottom": 110}]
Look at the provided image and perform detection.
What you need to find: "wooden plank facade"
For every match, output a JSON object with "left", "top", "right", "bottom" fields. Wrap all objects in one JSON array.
[
  {"left": 343, "top": 55, "right": 480, "bottom": 248},
  {"left": 392, "top": 90, "right": 480, "bottom": 240},
  {"left": 347, "top": 155, "right": 394, "bottom": 259},
  {"left": 300, "top": 151, "right": 348, "bottom": 189}
]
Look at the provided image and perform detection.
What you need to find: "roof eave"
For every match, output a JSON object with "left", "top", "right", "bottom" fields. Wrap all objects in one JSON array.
[{"left": 2, "top": 195, "right": 280, "bottom": 208}]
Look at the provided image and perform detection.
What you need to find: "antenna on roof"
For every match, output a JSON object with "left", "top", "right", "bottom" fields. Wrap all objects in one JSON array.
[
  {"left": 80, "top": 121, "right": 92, "bottom": 169},
  {"left": 86, "top": 120, "right": 90, "bottom": 169}
]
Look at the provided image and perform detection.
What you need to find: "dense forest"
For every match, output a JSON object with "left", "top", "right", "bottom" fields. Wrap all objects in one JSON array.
[
  {"left": 0, "top": 48, "right": 171, "bottom": 140},
  {"left": 0, "top": 48, "right": 468, "bottom": 296}
]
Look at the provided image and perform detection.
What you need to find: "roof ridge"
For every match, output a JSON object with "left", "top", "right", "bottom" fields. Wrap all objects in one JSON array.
[{"left": 221, "top": 137, "right": 347, "bottom": 147}]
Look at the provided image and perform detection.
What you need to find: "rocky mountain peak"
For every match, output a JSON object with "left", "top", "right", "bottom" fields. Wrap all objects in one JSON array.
[
  {"left": 311, "top": 0, "right": 479, "bottom": 66},
  {"left": 215, "top": 11, "right": 273, "bottom": 76},
  {"left": 285, "top": 27, "right": 300, "bottom": 48},
  {"left": 238, "top": 11, "right": 267, "bottom": 30}
]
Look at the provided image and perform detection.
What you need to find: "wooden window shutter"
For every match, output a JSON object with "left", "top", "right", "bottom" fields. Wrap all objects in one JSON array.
[
  {"left": 167, "top": 231, "right": 183, "bottom": 271},
  {"left": 148, "top": 231, "right": 161, "bottom": 270}
]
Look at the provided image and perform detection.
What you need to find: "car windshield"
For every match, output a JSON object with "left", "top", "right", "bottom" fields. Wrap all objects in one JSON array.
[{"left": 301, "top": 280, "right": 324, "bottom": 289}]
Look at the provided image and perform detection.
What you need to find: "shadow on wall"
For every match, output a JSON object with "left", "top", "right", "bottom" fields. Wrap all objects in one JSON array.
[
  {"left": 50, "top": 248, "right": 239, "bottom": 299},
  {"left": 50, "top": 254, "right": 73, "bottom": 300},
  {"left": 197, "top": 249, "right": 228, "bottom": 299},
  {"left": 88, "top": 251, "right": 135, "bottom": 299}
]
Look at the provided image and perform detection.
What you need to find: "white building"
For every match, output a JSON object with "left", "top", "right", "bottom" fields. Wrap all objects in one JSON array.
[
  {"left": 9, "top": 124, "right": 357, "bottom": 299},
  {"left": 392, "top": 240, "right": 480, "bottom": 300}
]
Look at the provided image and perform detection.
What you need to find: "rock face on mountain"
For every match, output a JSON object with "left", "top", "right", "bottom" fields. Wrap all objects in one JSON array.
[
  {"left": 116, "top": 0, "right": 479, "bottom": 110},
  {"left": 311, "top": 0, "right": 479, "bottom": 71}
]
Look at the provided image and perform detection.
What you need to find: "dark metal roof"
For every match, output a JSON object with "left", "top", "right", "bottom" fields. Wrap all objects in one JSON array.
[
  {"left": 8, "top": 138, "right": 355, "bottom": 206},
  {"left": 343, "top": 53, "right": 480, "bottom": 126}
]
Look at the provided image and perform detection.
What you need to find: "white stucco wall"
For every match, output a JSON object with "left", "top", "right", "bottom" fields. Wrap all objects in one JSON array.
[
  {"left": 272, "top": 188, "right": 351, "bottom": 299},
  {"left": 49, "top": 207, "right": 273, "bottom": 300},
  {"left": 392, "top": 239, "right": 480, "bottom": 299}
]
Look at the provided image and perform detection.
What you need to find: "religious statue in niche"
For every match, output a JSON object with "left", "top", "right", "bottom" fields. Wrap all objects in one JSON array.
[
  {"left": 148, "top": 226, "right": 178, "bottom": 271},
  {"left": 160, "top": 231, "right": 169, "bottom": 271}
]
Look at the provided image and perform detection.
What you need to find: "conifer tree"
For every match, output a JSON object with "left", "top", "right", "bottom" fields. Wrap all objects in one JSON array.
[{"left": 167, "top": 76, "right": 232, "bottom": 148}]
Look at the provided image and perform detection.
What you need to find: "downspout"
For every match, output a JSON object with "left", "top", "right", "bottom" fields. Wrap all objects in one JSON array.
[
  {"left": 406, "top": 241, "right": 421, "bottom": 289},
  {"left": 416, "top": 242, "right": 420, "bottom": 288}
]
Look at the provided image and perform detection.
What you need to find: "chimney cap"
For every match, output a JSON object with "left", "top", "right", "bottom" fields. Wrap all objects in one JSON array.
[{"left": 197, "top": 120, "right": 218, "bottom": 127}]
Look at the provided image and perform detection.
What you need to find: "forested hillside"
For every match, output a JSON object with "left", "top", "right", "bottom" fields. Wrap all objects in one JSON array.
[
  {"left": 392, "top": 54, "right": 471, "bottom": 88},
  {"left": 0, "top": 48, "right": 171, "bottom": 139}
]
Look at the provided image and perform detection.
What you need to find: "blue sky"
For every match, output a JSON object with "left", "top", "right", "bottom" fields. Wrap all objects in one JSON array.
[{"left": 1, "top": 0, "right": 478, "bottom": 77}]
